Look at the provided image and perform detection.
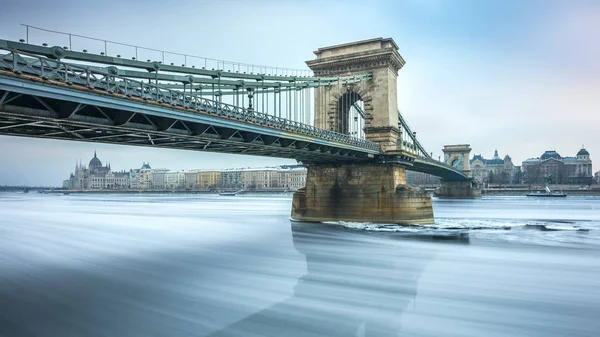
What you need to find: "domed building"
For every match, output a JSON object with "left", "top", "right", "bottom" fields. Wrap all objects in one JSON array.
[
  {"left": 88, "top": 151, "right": 103, "bottom": 171},
  {"left": 522, "top": 147, "right": 593, "bottom": 185},
  {"left": 66, "top": 152, "right": 130, "bottom": 190},
  {"left": 470, "top": 149, "right": 519, "bottom": 184}
]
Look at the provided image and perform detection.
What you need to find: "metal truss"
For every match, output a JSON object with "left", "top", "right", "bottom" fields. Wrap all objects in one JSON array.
[
  {"left": 0, "top": 81, "right": 378, "bottom": 163},
  {"left": 0, "top": 39, "right": 371, "bottom": 89},
  {"left": 0, "top": 47, "right": 379, "bottom": 153}
]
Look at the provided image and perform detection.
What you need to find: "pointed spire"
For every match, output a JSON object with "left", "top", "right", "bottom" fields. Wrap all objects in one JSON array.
[{"left": 94, "top": 150, "right": 97, "bottom": 158}]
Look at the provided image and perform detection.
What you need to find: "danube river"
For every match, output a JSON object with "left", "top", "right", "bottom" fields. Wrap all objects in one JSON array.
[{"left": 1, "top": 193, "right": 599, "bottom": 336}]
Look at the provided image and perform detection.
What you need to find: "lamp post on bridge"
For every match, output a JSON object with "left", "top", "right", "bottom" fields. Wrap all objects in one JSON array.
[{"left": 246, "top": 88, "right": 254, "bottom": 112}]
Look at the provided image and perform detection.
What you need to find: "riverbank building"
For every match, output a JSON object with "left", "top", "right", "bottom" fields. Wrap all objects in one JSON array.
[
  {"left": 469, "top": 150, "right": 519, "bottom": 184},
  {"left": 522, "top": 147, "right": 593, "bottom": 185}
]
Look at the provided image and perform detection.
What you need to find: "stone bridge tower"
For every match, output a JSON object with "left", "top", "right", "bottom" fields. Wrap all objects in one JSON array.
[
  {"left": 438, "top": 144, "right": 481, "bottom": 198},
  {"left": 306, "top": 38, "right": 405, "bottom": 152},
  {"left": 291, "top": 38, "right": 434, "bottom": 225},
  {"left": 442, "top": 144, "right": 472, "bottom": 176}
]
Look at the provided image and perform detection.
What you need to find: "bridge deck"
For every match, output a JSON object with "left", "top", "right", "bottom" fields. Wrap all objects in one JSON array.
[{"left": 0, "top": 71, "right": 381, "bottom": 163}]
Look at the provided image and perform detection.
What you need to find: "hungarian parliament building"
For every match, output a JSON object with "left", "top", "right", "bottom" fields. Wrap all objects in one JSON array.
[{"left": 64, "top": 152, "right": 307, "bottom": 191}]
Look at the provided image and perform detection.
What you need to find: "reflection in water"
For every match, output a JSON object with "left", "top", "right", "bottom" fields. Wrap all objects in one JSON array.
[
  {"left": 5, "top": 194, "right": 598, "bottom": 336},
  {"left": 209, "top": 222, "right": 470, "bottom": 336}
]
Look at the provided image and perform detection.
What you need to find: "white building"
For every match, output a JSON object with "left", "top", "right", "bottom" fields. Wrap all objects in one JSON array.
[
  {"left": 130, "top": 163, "right": 151, "bottom": 189},
  {"left": 240, "top": 166, "right": 307, "bottom": 190},
  {"left": 139, "top": 169, "right": 153, "bottom": 189},
  {"left": 241, "top": 168, "right": 282, "bottom": 190},
  {"left": 279, "top": 166, "right": 307, "bottom": 190},
  {"left": 164, "top": 171, "right": 186, "bottom": 189},
  {"left": 151, "top": 169, "right": 169, "bottom": 189},
  {"left": 184, "top": 170, "right": 200, "bottom": 190}
]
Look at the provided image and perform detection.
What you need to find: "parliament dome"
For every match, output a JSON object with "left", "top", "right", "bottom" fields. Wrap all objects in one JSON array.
[{"left": 89, "top": 151, "right": 102, "bottom": 169}]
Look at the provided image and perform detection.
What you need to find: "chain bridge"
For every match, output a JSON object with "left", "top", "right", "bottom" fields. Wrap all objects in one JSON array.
[{"left": 0, "top": 26, "right": 481, "bottom": 224}]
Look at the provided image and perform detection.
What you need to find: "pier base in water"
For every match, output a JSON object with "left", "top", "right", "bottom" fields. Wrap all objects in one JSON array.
[
  {"left": 291, "top": 163, "right": 434, "bottom": 225},
  {"left": 436, "top": 180, "right": 482, "bottom": 198}
]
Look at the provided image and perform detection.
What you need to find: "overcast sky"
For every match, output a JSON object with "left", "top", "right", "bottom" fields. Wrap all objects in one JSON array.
[{"left": 0, "top": 0, "right": 598, "bottom": 186}]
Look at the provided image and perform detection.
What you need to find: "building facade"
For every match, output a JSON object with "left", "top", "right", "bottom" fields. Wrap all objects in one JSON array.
[
  {"left": 64, "top": 155, "right": 307, "bottom": 191},
  {"left": 197, "top": 171, "right": 222, "bottom": 189},
  {"left": 151, "top": 169, "right": 169, "bottom": 190},
  {"left": 164, "top": 171, "right": 186, "bottom": 189},
  {"left": 240, "top": 166, "right": 307, "bottom": 190},
  {"left": 130, "top": 162, "right": 151, "bottom": 189},
  {"left": 139, "top": 168, "right": 153, "bottom": 189},
  {"left": 470, "top": 150, "right": 519, "bottom": 184},
  {"left": 281, "top": 167, "right": 308, "bottom": 190},
  {"left": 242, "top": 168, "right": 283, "bottom": 190},
  {"left": 522, "top": 147, "right": 593, "bottom": 185},
  {"left": 66, "top": 152, "right": 130, "bottom": 190},
  {"left": 184, "top": 170, "right": 200, "bottom": 190}
]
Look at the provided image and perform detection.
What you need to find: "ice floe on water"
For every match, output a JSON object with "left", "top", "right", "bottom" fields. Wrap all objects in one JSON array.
[
  {"left": 323, "top": 218, "right": 591, "bottom": 232},
  {"left": 319, "top": 218, "right": 599, "bottom": 248}
]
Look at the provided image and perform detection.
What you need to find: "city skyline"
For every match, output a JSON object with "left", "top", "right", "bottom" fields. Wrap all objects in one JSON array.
[
  {"left": 1, "top": 0, "right": 599, "bottom": 185},
  {"left": 63, "top": 150, "right": 307, "bottom": 191},
  {"left": 30, "top": 146, "right": 598, "bottom": 187}
]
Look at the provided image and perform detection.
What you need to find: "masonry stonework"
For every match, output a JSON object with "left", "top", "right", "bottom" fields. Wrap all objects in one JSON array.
[
  {"left": 437, "top": 180, "right": 482, "bottom": 198},
  {"left": 437, "top": 144, "right": 481, "bottom": 198},
  {"left": 307, "top": 38, "right": 405, "bottom": 153},
  {"left": 291, "top": 163, "right": 434, "bottom": 225}
]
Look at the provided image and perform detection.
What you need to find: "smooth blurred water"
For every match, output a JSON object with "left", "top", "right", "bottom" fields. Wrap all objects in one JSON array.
[{"left": 0, "top": 193, "right": 599, "bottom": 336}]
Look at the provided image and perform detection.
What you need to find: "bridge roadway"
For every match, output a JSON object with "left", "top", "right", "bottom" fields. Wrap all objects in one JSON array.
[{"left": 0, "top": 40, "right": 469, "bottom": 181}]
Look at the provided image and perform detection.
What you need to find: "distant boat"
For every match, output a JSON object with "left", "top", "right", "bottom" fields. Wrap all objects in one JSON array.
[
  {"left": 219, "top": 192, "right": 237, "bottom": 196},
  {"left": 526, "top": 186, "right": 567, "bottom": 197},
  {"left": 219, "top": 189, "right": 245, "bottom": 196}
]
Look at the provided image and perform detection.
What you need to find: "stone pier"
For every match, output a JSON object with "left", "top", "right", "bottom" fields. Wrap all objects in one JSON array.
[
  {"left": 437, "top": 180, "right": 482, "bottom": 198},
  {"left": 291, "top": 163, "right": 434, "bottom": 225},
  {"left": 435, "top": 144, "right": 482, "bottom": 198}
]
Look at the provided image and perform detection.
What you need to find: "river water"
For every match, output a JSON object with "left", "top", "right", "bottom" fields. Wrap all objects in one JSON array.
[{"left": 0, "top": 193, "right": 599, "bottom": 337}]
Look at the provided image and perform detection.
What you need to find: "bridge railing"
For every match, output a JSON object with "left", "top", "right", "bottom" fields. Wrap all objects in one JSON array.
[{"left": 0, "top": 48, "right": 380, "bottom": 152}]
